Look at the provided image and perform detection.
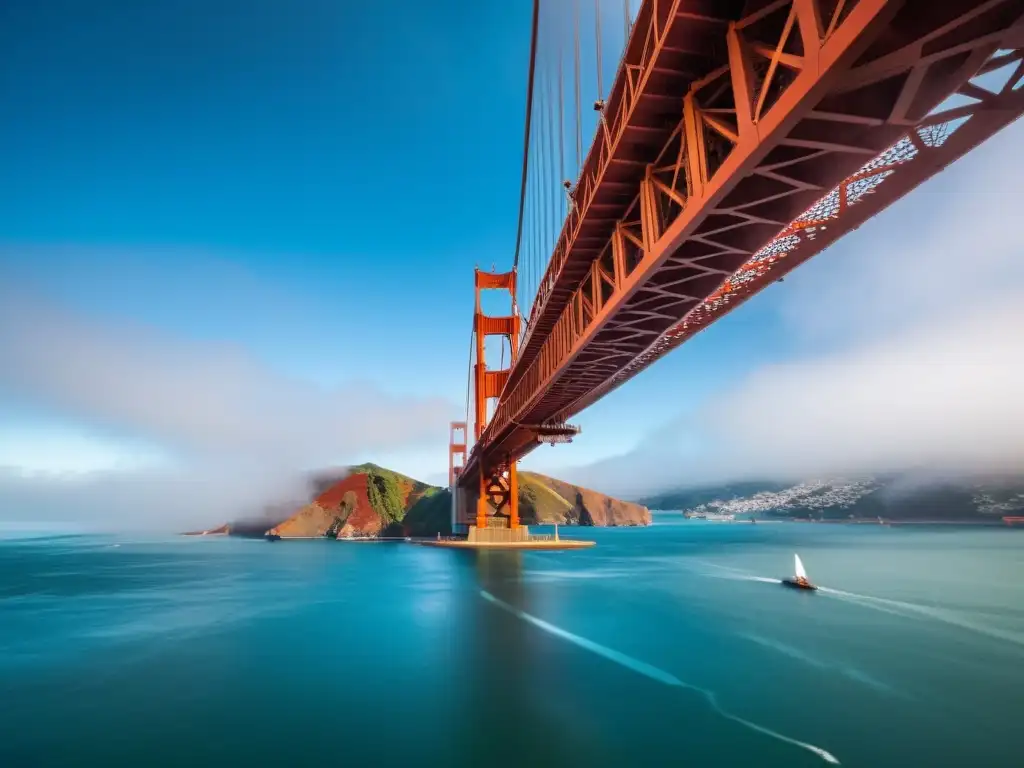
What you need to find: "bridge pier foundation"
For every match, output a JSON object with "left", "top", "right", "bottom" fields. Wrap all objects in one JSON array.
[{"left": 467, "top": 523, "right": 530, "bottom": 544}]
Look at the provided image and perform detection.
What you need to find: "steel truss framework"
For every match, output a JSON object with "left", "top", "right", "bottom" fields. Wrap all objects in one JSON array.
[{"left": 460, "top": 0, "right": 1024, "bottom": 486}]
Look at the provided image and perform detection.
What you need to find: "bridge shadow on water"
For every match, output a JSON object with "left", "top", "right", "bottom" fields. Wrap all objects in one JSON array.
[
  {"left": 443, "top": 551, "right": 693, "bottom": 767},
  {"left": 442, "top": 551, "right": 596, "bottom": 766}
]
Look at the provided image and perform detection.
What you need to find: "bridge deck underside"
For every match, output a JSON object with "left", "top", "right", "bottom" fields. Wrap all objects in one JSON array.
[
  {"left": 511, "top": 0, "right": 748, "bottom": 380},
  {"left": 461, "top": 0, "right": 1024, "bottom": 485}
]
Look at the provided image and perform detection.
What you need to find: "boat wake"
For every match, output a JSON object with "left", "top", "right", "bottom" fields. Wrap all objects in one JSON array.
[
  {"left": 708, "top": 563, "right": 1024, "bottom": 648},
  {"left": 479, "top": 589, "right": 840, "bottom": 764},
  {"left": 741, "top": 633, "right": 900, "bottom": 696},
  {"left": 817, "top": 587, "right": 1024, "bottom": 648},
  {"left": 744, "top": 575, "right": 783, "bottom": 584},
  {"left": 686, "top": 560, "right": 781, "bottom": 584},
  {"left": 692, "top": 559, "right": 1024, "bottom": 649}
]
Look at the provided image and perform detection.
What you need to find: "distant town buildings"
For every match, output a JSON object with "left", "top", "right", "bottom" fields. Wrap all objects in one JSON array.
[{"left": 682, "top": 479, "right": 879, "bottom": 517}]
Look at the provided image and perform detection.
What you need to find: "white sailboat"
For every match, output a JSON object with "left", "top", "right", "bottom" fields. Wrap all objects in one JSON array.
[{"left": 782, "top": 553, "right": 817, "bottom": 591}]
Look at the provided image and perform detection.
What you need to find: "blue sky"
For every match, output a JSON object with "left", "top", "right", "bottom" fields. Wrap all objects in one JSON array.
[{"left": 2, "top": 1, "right": 1023, "bottom": 528}]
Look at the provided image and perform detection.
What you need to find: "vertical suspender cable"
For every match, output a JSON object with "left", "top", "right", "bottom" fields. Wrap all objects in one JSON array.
[
  {"left": 573, "top": 0, "right": 582, "bottom": 174},
  {"left": 539, "top": 70, "right": 548, "bottom": 290},
  {"left": 528, "top": 131, "right": 536, "bottom": 313},
  {"left": 527, "top": 123, "right": 535, "bottom": 316},
  {"left": 546, "top": 64, "right": 557, "bottom": 262},
  {"left": 595, "top": 0, "right": 604, "bottom": 98},
  {"left": 465, "top": 325, "right": 473, "bottom": 445},
  {"left": 557, "top": 32, "right": 566, "bottom": 279},
  {"left": 544, "top": 69, "right": 552, "bottom": 259},
  {"left": 558, "top": 38, "right": 565, "bottom": 204},
  {"left": 623, "top": 0, "right": 630, "bottom": 42},
  {"left": 536, "top": 103, "right": 544, "bottom": 313},
  {"left": 524, "top": 146, "right": 533, "bottom": 314},
  {"left": 511, "top": 0, "right": 541, "bottom": 273}
]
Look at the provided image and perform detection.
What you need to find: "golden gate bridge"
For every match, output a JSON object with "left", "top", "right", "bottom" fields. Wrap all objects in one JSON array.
[{"left": 445, "top": 0, "right": 1024, "bottom": 545}]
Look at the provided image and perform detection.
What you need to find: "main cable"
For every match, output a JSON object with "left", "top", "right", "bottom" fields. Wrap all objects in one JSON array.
[{"left": 512, "top": 0, "right": 542, "bottom": 272}]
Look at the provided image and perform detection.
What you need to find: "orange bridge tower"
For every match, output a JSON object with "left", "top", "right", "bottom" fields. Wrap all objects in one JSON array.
[{"left": 454, "top": 267, "right": 526, "bottom": 542}]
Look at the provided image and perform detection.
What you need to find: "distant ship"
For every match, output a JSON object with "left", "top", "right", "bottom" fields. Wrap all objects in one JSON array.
[
  {"left": 781, "top": 553, "right": 817, "bottom": 591},
  {"left": 265, "top": 533, "right": 281, "bottom": 542},
  {"left": 684, "top": 511, "right": 735, "bottom": 521}
]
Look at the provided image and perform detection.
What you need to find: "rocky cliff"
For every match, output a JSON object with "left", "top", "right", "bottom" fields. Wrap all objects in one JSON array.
[{"left": 267, "top": 464, "right": 439, "bottom": 538}]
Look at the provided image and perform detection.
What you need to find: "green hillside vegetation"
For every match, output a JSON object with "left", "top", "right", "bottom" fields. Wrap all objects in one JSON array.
[
  {"left": 352, "top": 462, "right": 440, "bottom": 535},
  {"left": 403, "top": 488, "right": 452, "bottom": 536},
  {"left": 519, "top": 472, "right": 574, "bottom": 523},
  {"left": 365, "top": 469, "right": 405, "bottom": 526}
]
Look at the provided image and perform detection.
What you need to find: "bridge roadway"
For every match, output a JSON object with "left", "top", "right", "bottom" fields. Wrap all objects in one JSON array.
[{"left": 459, "top": 0, "right": 1024, "bottom": 489}]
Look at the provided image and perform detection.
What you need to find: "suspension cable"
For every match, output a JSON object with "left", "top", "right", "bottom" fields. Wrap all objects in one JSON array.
[
  {"left": 573, "top": 0, "right": 582, "bottom": 173},
  {"left": 538, "top": 74, "right": 545, "bottom": 305},
  {"left": 532, "top": 109, "right": 541, "bottom": 316},
  {"left": 546, "top": 64, "right": 558, "bottom": 256},
  {"left": 544, "top": 68, "right": 552, "bottom": 268},
  {"left": 537, "top": 117, "right": 544, "bottom": 316},
  {"left": 558, "top": 34, "right": 565, "bottom": 194},
  {"left": 511, "top": 0, "right": 541, "bottom": 272},
  {"left": 623, "top": 0, "right": 630, "bottom": 42},
  {"left": 465, "top": 323, "right": 474, "bottom": 443},
  {"left": 526, "top": 116, "right": 534, "bottom": 314},
  {"left": 595, "top": 0, "right": 604, "bottom": 98}
]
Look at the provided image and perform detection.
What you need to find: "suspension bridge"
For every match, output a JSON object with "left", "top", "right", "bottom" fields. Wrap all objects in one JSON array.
[{"left": 444, "top": 0, "right": 1024, "bottom": 545}]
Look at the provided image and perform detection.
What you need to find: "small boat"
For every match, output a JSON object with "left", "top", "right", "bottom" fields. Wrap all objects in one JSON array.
[
  {"left": 265, "top": 533, "right": 281, "bottom": 542},
  {"left": 781, "top": 553, "right": 817, "bottom": 591}
]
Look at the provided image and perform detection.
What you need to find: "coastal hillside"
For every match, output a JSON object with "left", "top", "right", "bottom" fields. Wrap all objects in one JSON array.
[
  {"left": 267, "top": 463, "right": 441, "bottom": 538},
  {"left": 640, "top": 475, "right": 1024, "bottom": 520},
  {"left": 251, "top": 465, "right": 649, "bottom": 539},
  {"left": 519, "top": 472, "right": 651, "bottom": 526}
]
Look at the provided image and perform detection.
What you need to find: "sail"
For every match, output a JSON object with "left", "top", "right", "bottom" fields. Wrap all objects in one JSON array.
[{"left": 794, "top": 554, "right": 808, "bottom": 581}]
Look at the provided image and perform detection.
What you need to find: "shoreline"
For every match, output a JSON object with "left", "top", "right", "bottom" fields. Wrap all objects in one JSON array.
[
  {"left": 792, "top": 518, "right": 1011, "bottom": 526},
  {"left": 678, "top": 517, "right": 1014, "bottom": 527},
  {"left": 179, "top": 518, "right": 1021, "bottom": 541}
]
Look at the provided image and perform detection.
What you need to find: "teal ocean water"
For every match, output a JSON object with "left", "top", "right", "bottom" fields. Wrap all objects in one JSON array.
[{"left": 2, "top": 516, "right": 1023, "bottom": 767}]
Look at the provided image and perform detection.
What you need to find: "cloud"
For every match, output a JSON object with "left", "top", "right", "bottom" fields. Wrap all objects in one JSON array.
[
  {"left": 559, "top": 117, "right": 1024, "bottom": 498},
  {"left": 0, "top": 282, "right": 457, "bottom": 529},
  {"left": 0, "top": 286, "right": 455, "bottom": 468},
  {"left": 0, "top": 464, "right": 317, "bottom": 533}
]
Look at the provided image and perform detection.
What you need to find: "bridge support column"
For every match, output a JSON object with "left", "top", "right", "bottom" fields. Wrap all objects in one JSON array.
[
  {"left": 466, "top": 458, "right": 526, "bottom": 543},
  {"left": 476, "top": 470, "right": 488, "bottom": 530},
  {"left": 508, "top": 460, "right": 519, "bottom": 529},
  {"left": 448, "top": 421, "right": 467, "bottom": 534}
]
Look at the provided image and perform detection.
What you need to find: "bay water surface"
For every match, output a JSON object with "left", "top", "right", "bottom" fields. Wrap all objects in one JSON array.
[{"left": 2, "top": 515, "right": 1022, "bottom": 766}]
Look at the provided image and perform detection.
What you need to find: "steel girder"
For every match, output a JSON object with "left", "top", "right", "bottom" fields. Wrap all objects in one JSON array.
[{"left": 461, "top": 0, "right": 1024, "bottom": 487}]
